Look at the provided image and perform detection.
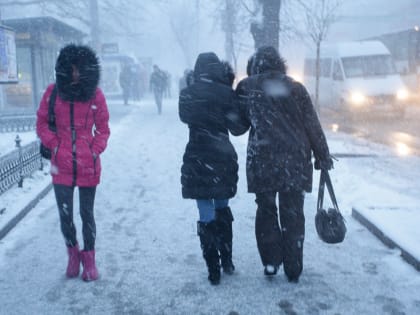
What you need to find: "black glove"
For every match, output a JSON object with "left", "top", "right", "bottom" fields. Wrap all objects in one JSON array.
[{"left": 314, "top": 157, "right": 334, "bottom": 170}]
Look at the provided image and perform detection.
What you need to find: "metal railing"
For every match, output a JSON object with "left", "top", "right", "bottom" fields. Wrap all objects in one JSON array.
[
  {"left": 0, "top": 115, "right": 37, "bottom": 133},
  {"left": 0, "top": 137, "right": 43, "bottom": 195}
]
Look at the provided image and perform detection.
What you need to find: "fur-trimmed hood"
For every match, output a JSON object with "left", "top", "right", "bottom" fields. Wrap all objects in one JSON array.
[
  {"left": 55, "top": 44, "right": 100, "bottom": 102},
  {"left": 252, "top": 46, "right": 287, "bottom": 75}
]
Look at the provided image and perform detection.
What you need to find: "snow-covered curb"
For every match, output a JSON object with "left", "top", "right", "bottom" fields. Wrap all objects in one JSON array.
[{"left": 352, "top": 206, "right": 420, "bottom": 271}]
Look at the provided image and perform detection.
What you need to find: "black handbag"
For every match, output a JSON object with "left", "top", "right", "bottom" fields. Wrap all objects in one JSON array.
[
  {"left": 40, "top": 85, "right": 57, "bottom": 160},
  {"left": 315, "top": 169, "right": 346, "bottom": 244}
]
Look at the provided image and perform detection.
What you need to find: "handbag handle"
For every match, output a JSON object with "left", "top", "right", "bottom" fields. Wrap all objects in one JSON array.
[{"left": 317, "top": 169, "right": 340, "bottom": 213}]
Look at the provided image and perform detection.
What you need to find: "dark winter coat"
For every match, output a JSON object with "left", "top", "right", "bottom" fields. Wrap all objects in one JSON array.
[
  {"left": 119, "top": 65, "right": 133, "bottom": 90},
  {"left": 235, "top": 46, "right": 331, "bottom": 193},
  {"left": 150, "top": 68, "right": 166, "bottom": 93},
  {"left": 36, "top": 45, "right": 110, "bottom": 187},
  {"left": 179, "top": 52, "right": 242, "bottom": 199}
]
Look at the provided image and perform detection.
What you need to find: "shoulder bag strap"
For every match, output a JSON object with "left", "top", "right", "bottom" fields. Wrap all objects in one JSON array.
[{"left": 48, "top": 85, "right": 57, "bottom": 132}]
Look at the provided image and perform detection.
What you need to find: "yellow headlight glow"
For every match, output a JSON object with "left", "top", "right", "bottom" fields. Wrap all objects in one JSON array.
[
  {"left": 350, "top": 92, "right": 366, "bottom": 105},
  {"left": 396, "top": 89, "right": 409, "bottom": 101}
]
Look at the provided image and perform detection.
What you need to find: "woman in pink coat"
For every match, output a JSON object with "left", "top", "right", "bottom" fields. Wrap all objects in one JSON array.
[{"left": 36, "top": 44, "right": 110, "bottom": 281}]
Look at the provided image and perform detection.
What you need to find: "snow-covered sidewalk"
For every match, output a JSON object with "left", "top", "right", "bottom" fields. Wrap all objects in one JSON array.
[{"left": 0, "top": 98, "right": 419, "bottom": 315}]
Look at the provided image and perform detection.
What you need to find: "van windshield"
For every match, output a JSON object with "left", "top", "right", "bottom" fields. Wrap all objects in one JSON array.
[{"left": 341, "top": 55, "right": 397, "bottom": 78}]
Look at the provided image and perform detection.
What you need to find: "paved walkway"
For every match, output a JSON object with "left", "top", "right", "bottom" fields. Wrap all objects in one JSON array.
[{"left": 0, "top": 99, "right": 419, "bottom": 315}]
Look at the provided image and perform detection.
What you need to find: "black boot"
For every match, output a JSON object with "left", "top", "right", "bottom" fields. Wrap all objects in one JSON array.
[
  {"left": 283, "top": 235, "right": 304, "bottom": 283},
  {"left": 215, "top": 207, "right": 235, "bottom": 275},
  {"left": 197, "top": 221, "right": 221, "bottom": 285}
]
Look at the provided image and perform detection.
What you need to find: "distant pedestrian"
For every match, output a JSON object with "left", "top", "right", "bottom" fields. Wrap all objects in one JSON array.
[
  {"left": 132, "top": 64, "right": 146, "bottom": 101},
  {"left": 234, "top": 46, "right": 333, "bottom": 282},
  {"left": 149, "top": 65, "right": 167, "bottom": 114},
  {"left": 119, "top": 63, "right": 133, "bottom": 105},
  {"left": 179, "top": 52, "right": 244, "bottom": 285},
  {"left": 36, "top": 44, "right": 110, "bottom": 281}
]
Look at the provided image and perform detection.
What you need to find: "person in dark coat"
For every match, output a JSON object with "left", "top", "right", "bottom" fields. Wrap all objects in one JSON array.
[
  {"left": 119, "top": 63, "right": 132, "bottom": 105},
  {"left": 149, "top": 65, "right": 166, "bottom": 114},
  {"left": 235, "top": 46, "right": 333, "bottom": 282},
  {"left": 179, "top": 52, "right": 243, "bottom": 285},
  {"left": 36, "top": 44, "right": 110, "bottom": 281}
]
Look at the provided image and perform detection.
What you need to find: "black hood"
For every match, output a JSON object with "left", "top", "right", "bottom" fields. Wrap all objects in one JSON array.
[
  {"left": 253, "top": 46, "right": 287, "bottom": 75},
  {"left": 193, "top": 52, "right": 225, "bottom": 83},
  {"left": 55, "top": 44, "right": 100, "bottom": 102}
]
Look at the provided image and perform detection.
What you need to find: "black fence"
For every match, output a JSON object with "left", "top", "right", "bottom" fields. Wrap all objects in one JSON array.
[
  {"left": 0, "top": 115, "right": 36, "bottom": 133},
  {"left": 0, "top": 139, "right": 43, "bottom": 195}
]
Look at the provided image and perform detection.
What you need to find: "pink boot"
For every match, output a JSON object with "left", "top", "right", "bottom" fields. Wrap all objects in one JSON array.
[
  {"left": 80, "top": 250, "right": 99, "bottom": 281},
  {"left": 66, "top": 244, "right": 80, "bottom": 278}
]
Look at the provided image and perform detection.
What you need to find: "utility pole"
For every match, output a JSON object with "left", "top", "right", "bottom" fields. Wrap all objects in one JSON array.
[{"left": 89, "top": 0, "right": 100, "bottom": 52}]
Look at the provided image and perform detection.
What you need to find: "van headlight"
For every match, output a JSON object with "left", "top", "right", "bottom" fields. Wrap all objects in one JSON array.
[
  {"left": 350, "top": 91, "right": 366, "bottom": 105},
  {"left": 396, "top": 89, "right": 409, "bottom": 101},
  {"left": 289, "top": 72, "right": 302, "bottom": 83}
]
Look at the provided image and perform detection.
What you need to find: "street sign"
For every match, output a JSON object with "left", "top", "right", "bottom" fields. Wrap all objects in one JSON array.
[{"left": 0, "top": 25, "right": 18, "bottom": 84}]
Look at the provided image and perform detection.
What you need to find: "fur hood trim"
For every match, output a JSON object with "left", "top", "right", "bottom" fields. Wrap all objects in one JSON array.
[{"left": 55, "top": 44, "right": 100, "bottom": 102}]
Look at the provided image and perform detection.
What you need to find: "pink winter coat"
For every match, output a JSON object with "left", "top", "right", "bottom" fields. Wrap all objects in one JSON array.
[{"left": 36, "top": 84, "right": 110, "bottom": 187}]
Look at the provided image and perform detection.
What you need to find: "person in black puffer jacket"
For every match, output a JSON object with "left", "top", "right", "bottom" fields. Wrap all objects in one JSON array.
[
  {"left": 235, "top": 46, "right": 333, "bottom": 283},
  {"left": 179, "top": 52, "right": 243, "bottom": 285}
]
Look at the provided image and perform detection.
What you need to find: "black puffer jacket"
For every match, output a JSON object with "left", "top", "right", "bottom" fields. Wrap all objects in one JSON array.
[
  {"left": 179, "top": 52, "right": 241, "bottom": 199},
  {"left": 236, "top": 46, "right": 332, "bottom": 193}
]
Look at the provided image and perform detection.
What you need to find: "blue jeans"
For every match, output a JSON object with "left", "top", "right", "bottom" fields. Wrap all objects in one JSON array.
[{"left": 196, "top": 199, "right": 229, "bottom": 223}]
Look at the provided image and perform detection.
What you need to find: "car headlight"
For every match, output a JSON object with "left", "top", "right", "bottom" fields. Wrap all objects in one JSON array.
[
  {"left": 350, "top": 91, "right": 366, "bottom": 105},
  {"left": 396, "top": 89, "right": 409, "bottom": 101}
]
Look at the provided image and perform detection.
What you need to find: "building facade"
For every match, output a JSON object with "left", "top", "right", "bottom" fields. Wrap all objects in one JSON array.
[{"left": 1, "top": 17, "right": 85, "bottom": 113}]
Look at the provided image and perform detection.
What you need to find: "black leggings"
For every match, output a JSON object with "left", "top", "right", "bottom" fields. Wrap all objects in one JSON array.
[{"left": 53, "top": 184, "right": 97, "bottom": 251}]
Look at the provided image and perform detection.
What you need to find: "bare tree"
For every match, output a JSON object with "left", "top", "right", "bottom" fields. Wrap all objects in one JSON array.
[
  {"left": 0, "top": 0, "right": 145, "bottom": 52},
  {"left": 215, "top": 0, "right": 296, "bottom": 73},
  {"left": 295, "top": 0, "right": 343, "bottom": 113},
  {"left": 250, "top": 0, "right": 281, "bottom": 50},
  {"left": 155, "top": 0, "right": 200, "bottom": 68},
  {"left": 214, "top": 0, "right": 253, "bottom": 71}
]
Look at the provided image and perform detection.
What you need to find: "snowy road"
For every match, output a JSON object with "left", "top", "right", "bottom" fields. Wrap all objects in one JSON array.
[
  {"left": 0, "top": 98, "right": 419, "bottom": 315},
  {"left": 321, "top": 105, "right": 420, "bottom": 157}
]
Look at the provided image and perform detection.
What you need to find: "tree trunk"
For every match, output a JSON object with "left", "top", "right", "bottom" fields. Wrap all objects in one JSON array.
[{"left": 250, "top": 0, "right": 281, "bottom": 50}]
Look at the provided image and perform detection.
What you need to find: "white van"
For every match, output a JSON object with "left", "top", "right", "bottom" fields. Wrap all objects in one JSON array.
[{"left": 303, "top": 41, "right": 409, "bottom": 118}]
